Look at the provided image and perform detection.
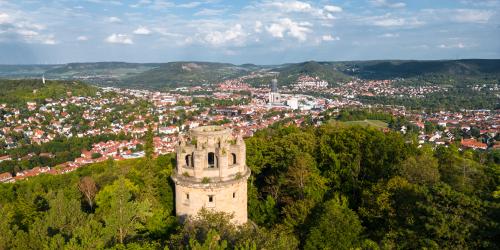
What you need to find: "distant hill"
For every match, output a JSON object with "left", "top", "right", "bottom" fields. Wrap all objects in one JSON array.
[
  {"left": 45, "top": 62, "right": 160, "bottom": 75},
  {"left": 339, "top": 59, "right": 500, "bottom": 79},
  {"left": 121, "top": 62, "right": 252, "bottom": 89},
  {"left": 0, "top": 79, "right": 97, "bottom": 106},
  {"left": 1, "top": 59, "right": 499, "bottom": 89},
  {"left": 272, "top": 61, "right": 352, "bottom": 85},
  {"left": 0, "top": 62, "right": 159, "bottom": 85},
  {"left": 0, "top": 65, "right": 59, "bottom": 78}
]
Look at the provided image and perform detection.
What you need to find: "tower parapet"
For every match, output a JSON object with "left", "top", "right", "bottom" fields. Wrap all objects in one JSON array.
[{"left": 172, "top": 126, "right": 250, "bottom": 224}]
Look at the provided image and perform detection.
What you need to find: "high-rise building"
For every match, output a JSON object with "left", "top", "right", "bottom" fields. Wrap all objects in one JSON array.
[
  {"left": 171, "top": 126, "right": 250, "bottom": 224},
  {"left": 268, "top": 78, "right": 281, "bottom": 104}
]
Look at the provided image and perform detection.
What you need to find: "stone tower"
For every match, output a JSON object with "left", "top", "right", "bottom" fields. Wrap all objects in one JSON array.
[{"left": 171, "top": 126, "right": 250, "bottom": 224}]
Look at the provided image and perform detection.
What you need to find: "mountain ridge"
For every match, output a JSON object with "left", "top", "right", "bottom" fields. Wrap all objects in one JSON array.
[{"left": 1, "top": 59, "right": 499, "bottom": 89}]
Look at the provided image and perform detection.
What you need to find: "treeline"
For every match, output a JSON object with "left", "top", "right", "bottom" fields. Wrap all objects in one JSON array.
[
  {"left": 245, "top": 123, "right": 500, "bottom": 249},
  {"left": 336, "top": 109, "right": 393, "bottom": 122},
  {"left": 392, "top": 74, "right": 500, "bottom": 87},
  {"left": 360, "top": 88, "right": 499, "bottom": 111},
  {"left": 0, "top": 133, "right": 130, "bottom": 174},
  {"left": 0, "top": 123, "right": 498, "bottom": 249},
  {"left": 0, "top": 79, "right": 97, "bottom": 106}
]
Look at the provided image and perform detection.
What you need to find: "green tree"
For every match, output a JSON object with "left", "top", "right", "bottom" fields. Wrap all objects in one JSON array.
[
  {"left": 398, "top": 151, "right": 440, "bottom": 185},
  {"left": 96, "top": 177, "right": 152, "bottom": 244},
  {"left": 45, "top": 191, "right": 87, "bottom": 237},
  {"left": 305, "top": 195, "right": 363, "bottom": 250},
  {"left": 145, "top": 126, "right": 154, "bottom": 159}
]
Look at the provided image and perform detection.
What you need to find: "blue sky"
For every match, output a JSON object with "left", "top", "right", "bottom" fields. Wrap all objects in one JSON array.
[{"left": 0, "top": 0, "right": 499, "bottom": 64}]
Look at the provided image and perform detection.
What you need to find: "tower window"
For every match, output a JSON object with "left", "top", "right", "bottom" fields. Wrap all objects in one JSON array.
[
  {"left": 185, "top": 154, "right": 191, "bottom": 167},
  {"left": 233, "top": 192, "right": 236, "bottom": 198},
  {"left": 208, "top": 152, "right": 215, "bottom": 168},
  {"left": 208, "top": 195, "right": 214, "bottom": 203},
  {"left": 186, "top": 193, "right": 189, "bottom": 200},
  {"left": 231, "top": 153, "right": 237, "bottom": 165}
]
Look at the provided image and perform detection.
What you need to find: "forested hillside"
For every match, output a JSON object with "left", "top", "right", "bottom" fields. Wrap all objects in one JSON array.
[
  {"left": 1, "top": 123, "right": 498, "bottom": 249},
  {"left": 271, "top": 61, "right": 351, "bottom": 86},
  {"left": 0, "top": 79, "right": 97, "bottom": 106},
  {"left": 3, "top": 59, "right": 499, "bottom": 90},
  {"left": 341, "top": 59, "right": 500, "bottom": 79},
  {"left": 121, "top": 62, "right": 251, "bottom": 89}
]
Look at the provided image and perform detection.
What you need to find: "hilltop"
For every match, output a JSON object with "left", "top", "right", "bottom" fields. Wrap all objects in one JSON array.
[
  {"left": 339, "top": 59, "right": 500, "bottom": 79},
  {"left": 1, "top": 59, "right": 499, "bottom": 90},
  {"left": 0, "top": 79, "right": 97, "bottom": 105},
  {"left": 121, "top": 61, "right": 252, "bottom": 89}
]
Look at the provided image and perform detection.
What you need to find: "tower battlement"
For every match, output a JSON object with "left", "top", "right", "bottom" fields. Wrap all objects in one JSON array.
[{"left": 171, "top": 126, "right": 250, "bottom": 224}]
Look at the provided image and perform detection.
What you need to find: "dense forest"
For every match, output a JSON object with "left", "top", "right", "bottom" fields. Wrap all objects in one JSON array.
[
  {"left": 359, "top": 88, "right": 500, "bottom": 111},
  {"left": 0, "top": 123, "right": 499, "bottom": 249},
  {"left": 0, "top": 79, "right": 97, "bottom": 106}
]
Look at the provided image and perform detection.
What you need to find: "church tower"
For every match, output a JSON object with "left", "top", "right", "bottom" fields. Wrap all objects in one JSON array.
[
  {"left": 268, "top": 78, "right": 281, "bottom": 104},
  {"left": 171, "top": 126, "right": 250, "bottom": 224}
]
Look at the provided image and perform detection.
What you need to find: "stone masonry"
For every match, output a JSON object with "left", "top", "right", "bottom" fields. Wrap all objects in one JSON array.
[{"left": 171, "top": 126, "right": 250, "bottom": 224}]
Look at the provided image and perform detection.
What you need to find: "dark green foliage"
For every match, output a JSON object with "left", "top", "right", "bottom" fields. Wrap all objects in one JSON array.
[
  {"left": 360, "top": 88, "right": 499, "bottom": 110},
  {"left": 0, "top": 123, "right": 498, "bottom": 249},
  {"left": 0, "top": 156, "right": 176, "bottom": 249},
  {"left": 343, "top": 59, "right": 500, "bottom": 79},
  {"left": 0, "top": 79, "right": 97, "bottom": 106},
  {"left": 304, "top": 195, "right": 363, "bottom": 250},
  {"left": 246, "top": 123, "right": 498, "bottom": 249}
]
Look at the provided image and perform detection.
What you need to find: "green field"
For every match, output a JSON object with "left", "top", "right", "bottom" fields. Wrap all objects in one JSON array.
[{"left": 342, "top": 119, "right": 388, "bottom": 128}]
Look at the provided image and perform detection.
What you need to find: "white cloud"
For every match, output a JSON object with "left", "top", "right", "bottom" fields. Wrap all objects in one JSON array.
[
  {"left": 133, "top": 26, "right": 151, "bottom": 35},
  {"left": 255, "top": 21, "right": 263, "bottom": 33},
  {"left": 0, "top": 10, "right": 57, "bottom": 45},
  {"left": 438, "top": 42, "right": 467, "bottom": 49},
  {"left": 452, "top": 9, "right": 494, "bottom": 23},
  {"left": 105, "top": 33, "right": 133, "bottom": 44},
  {"left": 371, "top": 16, "right": 424, "bottom": 27},
  {"left": 130, "top": 0, "right": 152, "bottom": 8},
  {"left": 87, "top": 0, "right": 122, "bottom": 5},
  {"left": 107, "top": 16, "right": 121, "bottom": 23},
  {"left": 324, "top": 5, "right": 343, "bottom": 13},
  {"left": 77, "top": 35, "right": 88, "bottom": 41},
  {"left": 194, "top": 8, "right": 226, "bottom": 16},
  {"left": 178, "top": 1, "right": 203, "bottom": 8},
  {"left": 153, "top": 27, "right": 182, "bottom": 37},
  {"left": 373, "top": 18, "right": 404, "bottom": 26},
  {"left": 269, "top": 1, "right": 313, "bottom": 13},
  {"left": 42, "top": 35, "right": 57, "bottom": 45},
  {"left": 370, "top": 0, "right": 406, "bottom": 8},
  {"left": 203, "top": 24, "right": 247, "bottom": 46},
  {"left": 0, "top": 12, "right": 11, "bottom": 24},
  {"left": 322, "top": 34, "right": 339, "bottom": 41},
  {"left": 17, "top": 29, "right": 38, "bottom": 37},
  {"left": 380, "top": 33, "right": 399, "bottom": 38},
  {"left": 266, "top": 18, "right": 311, "bottom": 42},
  {"left": 261, "top": 1, "right": 337, "bottom": 20}
]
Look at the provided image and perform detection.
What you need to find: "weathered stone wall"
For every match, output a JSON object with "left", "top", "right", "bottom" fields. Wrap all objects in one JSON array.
[
  {"left": 172, "top": 126, "right": 250, "bottom": 224},
  {"left": 173, "top": 177, "right": 248, "bottom": 224}
]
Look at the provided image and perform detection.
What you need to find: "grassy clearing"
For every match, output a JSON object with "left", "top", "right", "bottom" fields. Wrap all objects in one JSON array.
[{"left": 342, "top": 119, "right": 388, "bottom": 128}]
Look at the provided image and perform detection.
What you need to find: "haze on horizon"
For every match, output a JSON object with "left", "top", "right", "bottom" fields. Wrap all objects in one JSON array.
[{"left": 0, "top": 0, "right": 499, "bottom": 65}]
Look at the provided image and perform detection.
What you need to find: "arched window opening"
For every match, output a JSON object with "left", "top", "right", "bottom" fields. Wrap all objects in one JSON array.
[
  {"left": 208, "top": 152, "right": 215, "bottom": 168},
  {"left": 231, "top": 153, "right": 237, "bottom": 165},
  {"left": 185, "top": 154, "right": 191, "bottom": 167}
]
